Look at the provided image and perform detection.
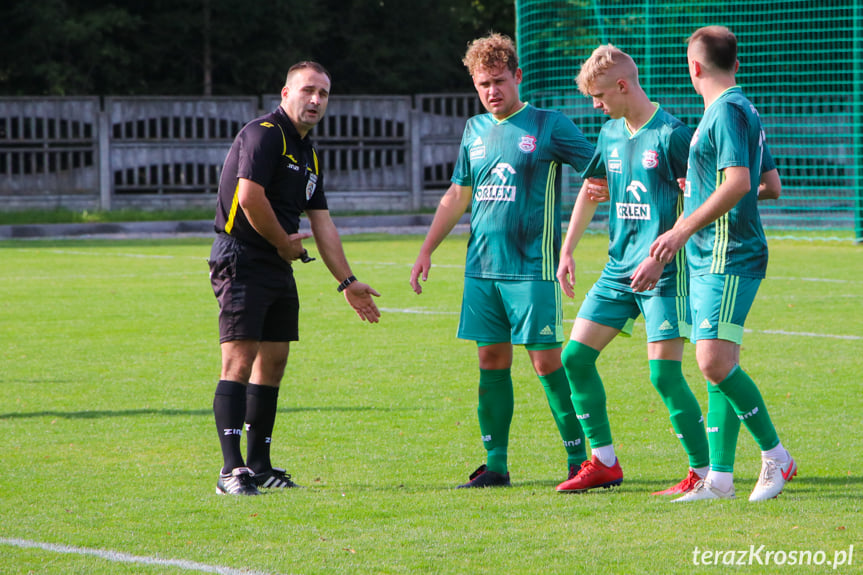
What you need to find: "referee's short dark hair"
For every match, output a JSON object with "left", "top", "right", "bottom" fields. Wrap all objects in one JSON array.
[{"left": 285, "top": 61, "right": 332, "bottom": 85}]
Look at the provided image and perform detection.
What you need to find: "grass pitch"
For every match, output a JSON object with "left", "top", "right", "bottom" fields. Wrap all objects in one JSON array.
[{"left": 0, "top": 233, "right": 860, "bottom": 574}]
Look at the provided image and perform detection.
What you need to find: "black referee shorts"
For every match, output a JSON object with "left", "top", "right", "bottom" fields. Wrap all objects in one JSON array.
[{"left": 208, "top": 233, "right": 299, "bottom": 343}]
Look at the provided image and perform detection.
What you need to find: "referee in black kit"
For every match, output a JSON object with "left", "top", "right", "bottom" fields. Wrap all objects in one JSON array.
[{"left": 209, "top": 61, "right": 381, "bottom": 496}]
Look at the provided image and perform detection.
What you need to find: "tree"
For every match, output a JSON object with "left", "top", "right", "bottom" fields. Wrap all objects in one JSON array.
[
  {"left": 0, "top": 0, "right": 517, "bottom": 96},
  {"left": 0, "top": 0, "right": 143, "bottom": 95}
]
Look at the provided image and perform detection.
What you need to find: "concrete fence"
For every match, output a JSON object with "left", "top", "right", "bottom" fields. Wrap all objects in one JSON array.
[{"left": 0, "top": 94, "right": 482, "bottom": 213}]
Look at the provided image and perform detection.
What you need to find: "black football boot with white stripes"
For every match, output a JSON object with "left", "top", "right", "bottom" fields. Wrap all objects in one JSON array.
[
  {"left": 216, "top": 467, "right": 260, "bottom": 495},
  {"left": 253, "top": 467, "right": 302, "bottom": 489}
]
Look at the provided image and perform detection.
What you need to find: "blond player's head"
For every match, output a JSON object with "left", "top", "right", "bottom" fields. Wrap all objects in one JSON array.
[
  {"left": 575, "top": 44, "right": 639, "bottom": 97},
  {"left": 575, "top": 45, "right": 643, "bottom": 120}
]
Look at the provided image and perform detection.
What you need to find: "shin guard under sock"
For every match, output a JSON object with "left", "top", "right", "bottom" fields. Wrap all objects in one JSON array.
[
  {"left": 649, "top": 359, "right": 710, "bottom": 469},
  {"left": 538, "top": 366, "right": 587, "bottom": 466},
  {"left": 717, "top": 365, "right": 781, "bottom": 452},
  {"left": 477, "top": 368, "right": 514, "bottom": 475},
  {"left": 706, "top": 380, "right": 741, "bottom": 473},
  {"left": 213, "top": 379, "right": 247, "bottom": 473},
  {"left": 245, "top": 383, "right": 280, "bottom": 474},
  {"left": 561, "top": 340, "right": 612, "bottom": 449}
]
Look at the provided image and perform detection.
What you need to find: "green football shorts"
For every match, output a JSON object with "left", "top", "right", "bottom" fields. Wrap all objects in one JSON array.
[
  {"left": 577, "top": 278, "right": 691, "bottom": 342},
  {"left": 689, "top": 274, "right": 761, "bottom": 343},
  {"left": 457, "top": 276, "right": 563, "bottom": 345}
]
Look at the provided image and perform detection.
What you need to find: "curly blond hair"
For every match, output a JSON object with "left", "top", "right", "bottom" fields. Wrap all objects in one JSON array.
[
  {"left": 575, "top": 44, "right": 637, "bottom": 96},
  {"left": 462, "top": 33, "right": 518, "bottom": 76}
]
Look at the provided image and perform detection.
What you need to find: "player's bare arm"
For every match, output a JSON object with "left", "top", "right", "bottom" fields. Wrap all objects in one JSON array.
[
  {"left": 757, "top": 168, "right": 781, "bottom": 200},
  {"left": 410, "top": 183, "right": 472, "bottom": 294},
  {"left": 583, "top": 177, "right": 610, "bottom": 202},
  {"left": 650, "top": 166, "right": 751, "bottom": 263},
  {"left": 629, "top": 256, "right": 665, "bottom": 292},
  {"left": 557, "top": 181, "right": 600, "bottom": 298},
  {"left": 237, "top": 177, "right": 312, "bottom": 261},
  {"left": 307, "top": 209, "right": 381, "bottom": 323}
]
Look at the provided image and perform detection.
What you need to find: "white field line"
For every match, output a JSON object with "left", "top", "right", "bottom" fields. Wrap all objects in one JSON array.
[
  {"left": 5, "top": 251, "right": 861, "bottom": 339},
  {"left": 13, "top": 252, "right": 862, "bottom": 284},
  {"left": 379, "top": 307, "right": 459, "bottom": 315},
  {"left": 0, "top": 537, "right": 284, "bottom": 575},
  {"left": 769, "top": 276, "right": 861, "bottom": 284},
  {"left": 750, "top": 329, "right": 860, "bottom": 340},
  {"left": 42, "top": 248, "right": 197, "bottom": 259},
  {"left": 381, "top": 307, "right": 861, "bottom": 340}
]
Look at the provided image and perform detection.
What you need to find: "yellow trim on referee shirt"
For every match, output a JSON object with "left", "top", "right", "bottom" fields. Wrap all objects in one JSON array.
[
  {"left": 276, "top": 125, "right": 287, "bottom": 156},
  {"left": 225, "top": 180, "right": 241, "bottom": 234}
]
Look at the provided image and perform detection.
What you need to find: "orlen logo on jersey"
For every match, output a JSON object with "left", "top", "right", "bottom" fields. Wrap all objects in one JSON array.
[
  {"left": 476, "top": 162, "right": 517, "bottom": 202},
  {"left": 617, "top": 180, "right": 650, "bottom": 219},
  {"left": 642, "top": 150, "right": 659, "bottom": 169},
  {"left": 626, "top": 180, "right": 647, "bottom": 201},
  {"left": 518, "top": 135, "right": 537, "bottom": 153},
  {"left": 617, "top": 203, "right": 650, "bottom": 220}
]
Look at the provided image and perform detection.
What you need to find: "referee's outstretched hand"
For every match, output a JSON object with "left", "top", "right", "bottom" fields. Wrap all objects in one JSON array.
[{"left": 343, "top": 281, "right": 382, "bottom": 323}]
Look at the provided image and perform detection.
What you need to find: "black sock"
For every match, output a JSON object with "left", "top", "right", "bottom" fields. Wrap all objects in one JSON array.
[
  {"left": 245, "top": 383, "right": 280, "bottom": 474},
  {"left": 213, "top": 380, "right": 247, "bottom": 474}
]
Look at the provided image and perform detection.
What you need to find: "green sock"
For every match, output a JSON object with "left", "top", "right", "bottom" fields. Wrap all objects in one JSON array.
[
  {"left": 706, "top": 380, "right": 741, "bottom": 473},
  {"left": 649, "top": 359, "right": 710, "bottom": 469},
  {"left": 717, "top": 365, "right": 781, "bottom": 451},
  {"left": 561, "top": 340, "right": 612, "bottom": 449},
  {"left": 538, "top": 366, "right": 587, "bottom": 467},
  {"left": 477, "top": 368, "right": 513, "bottom": 474}
]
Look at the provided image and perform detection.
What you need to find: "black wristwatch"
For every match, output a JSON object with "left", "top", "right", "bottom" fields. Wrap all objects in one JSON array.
[{"left": 337, "top": 275, "right": 358, "bottom": 293}]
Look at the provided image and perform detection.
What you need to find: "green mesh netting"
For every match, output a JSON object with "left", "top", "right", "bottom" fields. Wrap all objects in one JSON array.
[{"left": 516, "top": 0, "right": 862, "bottom": 238}]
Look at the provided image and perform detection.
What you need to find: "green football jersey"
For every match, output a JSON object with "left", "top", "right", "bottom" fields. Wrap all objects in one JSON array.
[
  {"left": 452, "top": 104, "right": 594, "bottom": 281},
  {"left": 583, "top": 105, "right": 692, "bottom": 295},
  {"left": 684, "top": 87, "right": 774, "bottom": 278}
]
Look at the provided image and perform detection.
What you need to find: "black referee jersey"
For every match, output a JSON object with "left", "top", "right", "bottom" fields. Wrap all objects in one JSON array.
[{"left": 214, "top": 106, "right": 328, "bottom": 252}]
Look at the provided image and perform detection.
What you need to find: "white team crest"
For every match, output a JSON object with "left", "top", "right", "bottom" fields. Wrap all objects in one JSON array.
[
  {"left": 518, "top": 135, "right": 537, "bottom": 153},
  {"left": 642, "top": 150, "right": 659, "bottom": 169}
]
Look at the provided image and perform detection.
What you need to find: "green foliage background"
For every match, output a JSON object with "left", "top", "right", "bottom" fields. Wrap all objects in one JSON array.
[{"left": 0, "top": 0, "right": 516, "bottom": 96}]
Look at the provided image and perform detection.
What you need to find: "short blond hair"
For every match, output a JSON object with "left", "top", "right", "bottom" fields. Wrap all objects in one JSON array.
[
  {"left": 462, "top": 33, "right": 518, "bottom": 77},
  {"left": 575, "top": 44, "right": 638, "bottom": 96}
]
